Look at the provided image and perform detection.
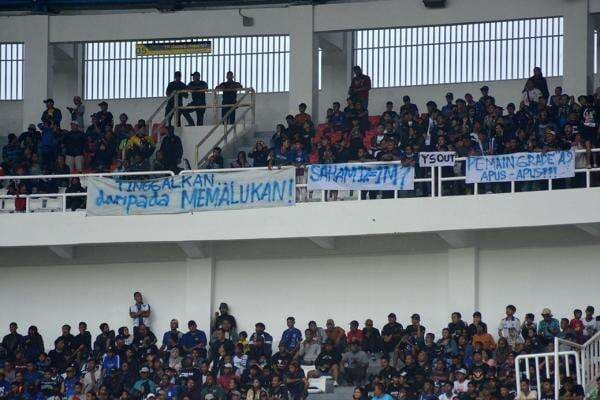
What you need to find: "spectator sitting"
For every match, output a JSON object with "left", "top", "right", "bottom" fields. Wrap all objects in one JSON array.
[
  {"left": 230, "top": 151, "right": 250, "bottom": 168},
  {"left": 114, "top": 114, "right": 134, "bottom": 139},
  {"left": 306, "top": 340, "right": 341, "bottom": 385},
  {"left": 340, "top": 339, "right": 369, "bottom": 386},
  {"left": 248, "top": 141, "right": 269, "bottom": 168},
  {"left": 295, "top": 329, "right": 320, "bottom": 366}
]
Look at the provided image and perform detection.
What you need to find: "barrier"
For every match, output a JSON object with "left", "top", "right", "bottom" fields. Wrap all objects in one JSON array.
[{"left": 0, "top": 149, "right": 599, "bottom": 214}]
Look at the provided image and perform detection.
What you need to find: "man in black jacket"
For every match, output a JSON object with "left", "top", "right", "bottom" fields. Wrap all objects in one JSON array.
[
  {"left": 159, "top": 126, "right": 183, "bottom": 173},
  {"left": 184, "top": 72, "right": 208, "bottom": 126},
  {"left": 165, "top": 71, "right": 188, "bottom": 126}
]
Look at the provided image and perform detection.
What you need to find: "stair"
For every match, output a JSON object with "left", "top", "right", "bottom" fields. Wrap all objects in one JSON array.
[{"left": 221, "top": 130, "right": 272, "bottom": 167}]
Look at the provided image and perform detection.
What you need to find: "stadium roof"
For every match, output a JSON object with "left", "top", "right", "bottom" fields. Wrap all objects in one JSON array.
[{"left": 0, "top": 0, "right": 330, "bottom": 13}]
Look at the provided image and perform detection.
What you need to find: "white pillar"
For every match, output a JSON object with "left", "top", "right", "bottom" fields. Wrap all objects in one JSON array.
[
  {"left": 22, "top": 16, "right": 51, "bottom": 131},
  {"left": 563, "top": 0, "right": 593, "bottom": 96},
  {"left": 318, "top": 31, "right": 352, "bottom": 122},
  {"left": 288, "top": 5, "right": 319, "bottom": 119},
  {"left": 184, "top": 257, "right": 215, "bottom": 335},
  {"left": 447, "top": 248, "right": 479, "bottom": 317}
]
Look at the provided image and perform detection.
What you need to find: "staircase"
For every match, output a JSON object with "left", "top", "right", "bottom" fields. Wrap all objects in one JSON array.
[{"left": 146, "top": 87, "right": 256, "bottom": 169}]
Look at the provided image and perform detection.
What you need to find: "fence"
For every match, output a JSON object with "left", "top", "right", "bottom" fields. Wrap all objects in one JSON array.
[{"left": 0, "top": 149, "right": 599, "bottom": 213}]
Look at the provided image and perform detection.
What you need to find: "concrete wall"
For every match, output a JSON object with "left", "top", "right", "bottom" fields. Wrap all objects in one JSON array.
[{"left": 1, "top": 244, "right": 599, "bottom": 348}]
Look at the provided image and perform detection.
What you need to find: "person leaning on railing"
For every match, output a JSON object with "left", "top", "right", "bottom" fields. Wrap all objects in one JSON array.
[{"left": 215, "top": 71, "right": 243, "bottom": 125}]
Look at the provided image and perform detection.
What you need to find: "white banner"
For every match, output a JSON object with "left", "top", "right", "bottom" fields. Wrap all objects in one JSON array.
[
  {"left": 419, "top": 151, "right": 456, "bottom": 167},
  {"left": 466, "top": 151, "right": 575, "bottom": 184},
  {"left": 307, "top": 163, "right": 414, "bottom": 191},
  {"left": 86, "top": 168, "right": 296, "bottom": 216}
]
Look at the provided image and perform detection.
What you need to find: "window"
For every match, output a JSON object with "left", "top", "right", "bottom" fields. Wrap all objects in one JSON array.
[
  {"left": 353, "top": 17, "right": 563, "bottom": 88},
  {"left": 83, "top": 35, "right": 290, "bottom": 100},
  {"left": 0, "top": 43, "right": 23, "bottom": 101}
]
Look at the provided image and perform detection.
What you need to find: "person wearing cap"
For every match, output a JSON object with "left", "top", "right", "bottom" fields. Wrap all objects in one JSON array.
[
  {"left": 184, "top": 72, "right": 208, "bottom": 126},
  {"left": 165, "top": 71, "right": 189, "bottom": 127},
  {"left": 130, "top": 292, "right": 151, "bottom": 332},
  {"left": 215, "top": 71, "right": 243, "bottom": 125},
  {"left": 181, "top": 320, "right": 207, "bottom": 357},
  {"left": 295, "top": 329, "right": 320, "bottom": 366},
  {"left": 94, "top": 101, "right": 113, "bottom": 133},
  {"left": 213, "top": 302, "right": 237, "bottom": 333},
  {"left": 348, "top": 66, "right": 371, "bottom": 110},
  {"left": 340, "top": 339, "right": 369, "bottom": 386},
  {"left": 453, "top": 368, "right": 469, "bottom": 394},
  {"left": 537, "top": 308, "right": 560, "bottom": 344},
  {"left": 405, "top": 314, "right": 426, "bottom": 339},
  {"left": 132, "top": 367, "right": 157, "bottom": 397},
  {"left": 41, "top": 98, "right": 62, "bottom": 127},
  {"left": 66, "top": 96, "right": 85, "bottom": 129},
  {"left": 382, "top": 313, "right": 403, "bottom": 357}
]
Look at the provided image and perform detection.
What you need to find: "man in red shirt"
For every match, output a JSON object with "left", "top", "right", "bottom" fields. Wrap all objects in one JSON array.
[
  {"left": 346, "top": 321, "right": 364, "bottom": 348},
  {"left": 348, "top": 66, "right": 372, "bottom": 111}
]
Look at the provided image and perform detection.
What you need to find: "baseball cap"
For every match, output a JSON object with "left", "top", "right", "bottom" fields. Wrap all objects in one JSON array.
[
  {"left": 191, "top": 71, "right": 200, "bottom": 77},
  {"left": 541, "top": 308, "right": 552, "bottom": 316},
  {"left": 457, "top": 368, "right": 467, "bottom": 375},
  {"left": 98, "top": 101, "right": 108, "bottom": 107},
  {"left": 43, "top": 98, "right": 54, "bottom": 103},
  {"left": 140, "top": 367, "right": 150, "bottom": 373}
]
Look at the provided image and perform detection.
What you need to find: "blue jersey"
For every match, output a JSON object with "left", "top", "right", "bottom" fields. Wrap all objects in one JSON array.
[{"left": 280, "top": 328, "right": 302, "bottom": 352}]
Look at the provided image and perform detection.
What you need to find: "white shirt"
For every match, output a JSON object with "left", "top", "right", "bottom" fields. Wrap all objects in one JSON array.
[
  {"left": 130, "top": 303, "right": 151, "bottom": 327},
  {"left": 453, "top": 379, "right": 470, "bottom": 394},
  {"left": 521, "top": 89, "right": 542, "bottom": 106},
  {"left": 516, "top": 390, "right": 537, "bottom": 400}
]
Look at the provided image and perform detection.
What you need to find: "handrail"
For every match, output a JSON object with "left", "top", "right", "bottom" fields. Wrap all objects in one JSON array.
[
  {"left": 555, "top": 330, "right": 600, "bottom": 396},
  {"left": 194, "top": 89, "right": 255, "bottom": 167},
  {"left": 516, "top": 350, "right": 580, "bottom": 400}
]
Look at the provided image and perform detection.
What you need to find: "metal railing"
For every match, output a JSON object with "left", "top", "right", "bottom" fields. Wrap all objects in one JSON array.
[
  {"left": 0, "top": 171, "right": 175, "bottom": 213},
  {"left": 516, "top": 350, "right": 580, "bottom": 400},
  {"left": 145, "top": 87, "right": 256, "bottom": 169},
  {"left": 555, "top": 331, "right": 600, "bottom": 396},
  {"left": 1, "top": 148, "right": 599, "bottom": 214}
]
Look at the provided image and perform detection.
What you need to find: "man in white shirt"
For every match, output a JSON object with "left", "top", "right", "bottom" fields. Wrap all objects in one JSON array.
[
  {"left": 498, "top": 304, "right": 524, "bottom": 348},
  {"left": 521, "top": 79, "right": 543, "bottom": 107},
  {"left": 453, "top": 369, "right": 470, "bottom": 394},
  {"left": 82, "top": 359, "right": 102, "bottom": 394},
  {"left": 129, "top": 291, "right": 151, "bottom": 332},
  {"left": 583, "top": 306, "right": 599, "bottom": 339},
  {"left": 516, "top": 379, "right": 537, "bottom": 400}
]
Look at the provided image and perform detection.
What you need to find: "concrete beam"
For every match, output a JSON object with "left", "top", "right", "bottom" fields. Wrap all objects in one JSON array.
[
  {"left": 576, "top": 223, "right": 600, "bottom": 238},
  {"left": 438, "top": 231, "right": 470, "bottom": 248},
  {"left": 178, "top": 241, "right": 205, "bottom": 259},
  {"left": 318, "top": 32, "right": 344, "bottom": 52},
  {"left": 48, "top": 245, "right": 74, "bottom": 259},
  {"left": 308, "top": 237, "right": 335, "bottom": 249}
]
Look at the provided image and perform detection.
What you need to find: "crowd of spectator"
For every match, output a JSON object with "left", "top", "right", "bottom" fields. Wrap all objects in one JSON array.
[
  {"left": 1, "top": 292, "right": 600, "bottom": 400},
  {"left": 3, "top": 66, "right": 600, "bottom": 202}
]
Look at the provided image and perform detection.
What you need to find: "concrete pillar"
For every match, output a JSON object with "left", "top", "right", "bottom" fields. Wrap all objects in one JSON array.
[
  {"left": 184, "top": 257, "right": 215, "bottom": 335},
  {"left": 318, "top": 31, "right": 353, "bottom": 122},
  {"left": 288, "top": 5, "right": 319, "bottom": 119},
  {"left": 563, "top": 0, "right": 593, "bottom": 96},
  {"left": 447, "top": 248, "right": 479, "bottom": 317},
  {"left": 22, "top": 16, "right": 51, "bottom": 131}
]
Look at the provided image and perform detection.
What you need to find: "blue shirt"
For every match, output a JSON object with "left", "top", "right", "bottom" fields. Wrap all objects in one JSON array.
[
  {"left": 101, "top": 354, "right": 120, "bottom": 375},
  {"left": 0, "top": 379, "right": 10, "bottom": 398},
  {"left": 373, "top": 394, "right": 394, "bottom": 400},
  {"left": 280, "top": 328, "right": 302, "bottom": 352},
  {"left": 162, "top": 330, "right": 182, "bottom": 348},
  {"left": 165, "top": 384, "right": 179, "bottom": 400},
  {"left": 181, "top": 330, "right": 207, "bottom": 351},
  {"left": 538, "top": 318, "right": 560, "bottom": 340}
]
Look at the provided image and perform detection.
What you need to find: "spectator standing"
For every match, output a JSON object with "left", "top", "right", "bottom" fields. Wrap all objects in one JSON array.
[
  {"left": 521, "top": 80, "right": 543, "bottom": 108},
  {"left": 67, "top": 96, "right": 85, "bottom": 129},
  {"left": 129, "top": 292, "right": 151, "bottom": 332},
  {"left": 165, "top": 71, "right": 189, "bottom": 126},
  {"left": 158, "top": 127, "right": 183, "bottom": 173},
  {"left": 185, "top": 72, "right": 208, "bottom": 126},
  {"left": 213, "top": 302, "right": 237, "bottom": 333},
  {"left": 280, "top": 317, "right": 302, "bottom": 354},
  {"left": 41, "top": 98, "right": 62, "bottom": 127},
  {"left": 498, "top": 305, "right": 523, "bottom": 348},
  {"left": 527, "top": 67, "right": 550, "bottom": 100},
  {"left": 2, "top": 134, "right": 22, "bottom": 169},
  {"left": 216, "top": 71, "right": 243, "bottom": 125},
  {"left": 94, "top": 102, "right": 114, "bottom": 133},
  {"left": 2, "top": 323, "right": 23, "bottom": 361},
  {"left": 537, "top": 308, "right": 560, "bottom": 345},
  {"left": 63, "top": 122, "right": 85, "bottom": 172},
  {"left": 348, "top": 66, "right": 371, "bottom": 110}
]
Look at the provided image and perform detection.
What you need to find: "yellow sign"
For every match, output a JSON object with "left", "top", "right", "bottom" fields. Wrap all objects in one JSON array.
[{"left": 136, "top": 41, "right": 211, "bottom": 56}]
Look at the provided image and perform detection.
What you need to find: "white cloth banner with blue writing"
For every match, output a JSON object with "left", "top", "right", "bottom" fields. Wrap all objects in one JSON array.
[
  {"left": 307, "top": 163, "right": 414, "bottom": 191},
  {"left": 465, "top": 151, "right": 575, "bottom": 184},
  {"left": 86, "top": 168, "right": 296, "bottom": 216}
]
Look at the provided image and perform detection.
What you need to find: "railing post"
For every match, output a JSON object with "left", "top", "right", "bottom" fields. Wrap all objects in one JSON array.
[{"left": 554, "top": 337, "right": 560, "bottom": 400}]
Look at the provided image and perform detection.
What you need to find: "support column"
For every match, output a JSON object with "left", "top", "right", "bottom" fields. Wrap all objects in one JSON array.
[
  {"left": 563, "top": 0, "right": 593, "bottom": 96},
  {"left": 318, "top": 31, "right": 352, "bottom": 122},
  {"left": 184, "top": 257, "right": 215, "bottom": 335},
  {"left": 447, "top": 248, "right": 479, "bottom": 317},
  {"left": 22, "top": 16, "right": 51, "bottom": 131},
  {"left": 288, "top": 5, "right": 319, "bottom": 119}
]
